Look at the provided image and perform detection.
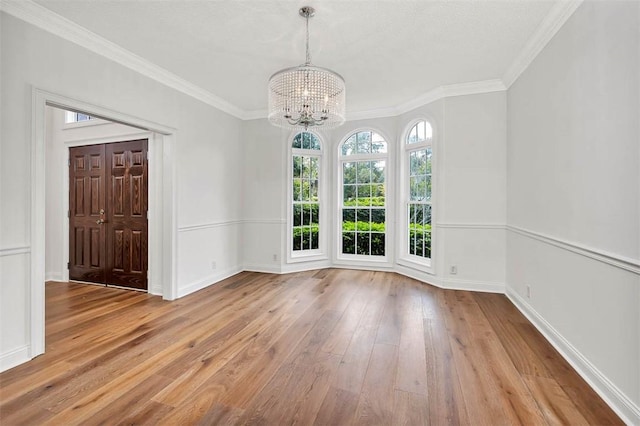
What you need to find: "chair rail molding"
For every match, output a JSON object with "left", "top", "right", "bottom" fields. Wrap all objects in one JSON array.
[
  {"left": 507, "top": 225, "right": 640, "bottom": 275},
  {"left": 0, "top": 246, "right": 31, "bottom": 257}
]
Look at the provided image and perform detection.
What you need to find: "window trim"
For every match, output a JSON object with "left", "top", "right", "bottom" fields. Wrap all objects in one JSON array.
[
  {"left": 335, "top": 127, "right": 393, "bottom": 265},
  {"left": 287, "top": 131, "right": 328, "bottom": 263},
  {"left": 398, "top": 118, "right": 437, "bottom": 273}
]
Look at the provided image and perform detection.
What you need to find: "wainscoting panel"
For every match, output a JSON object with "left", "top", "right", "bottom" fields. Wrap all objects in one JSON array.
[{"left": 0, "top": 248, "right": 31, "bottom": 371}]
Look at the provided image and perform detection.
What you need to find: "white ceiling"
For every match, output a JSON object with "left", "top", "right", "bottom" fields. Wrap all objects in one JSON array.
[{"left": 32, "top": 0, "right": 558, "bottom": 115}]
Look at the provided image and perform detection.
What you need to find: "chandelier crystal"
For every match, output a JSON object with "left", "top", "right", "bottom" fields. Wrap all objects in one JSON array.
[{"left": 268, "top": 6, "right": 346, "bottom": 130}]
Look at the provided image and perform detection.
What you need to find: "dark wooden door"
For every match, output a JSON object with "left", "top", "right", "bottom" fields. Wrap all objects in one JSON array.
[
  {"left": 69, "top": 139, "right": 148, "bottom": 291},
  {"left": 69, "top": 144, "right": 107, "bottom": 284},
  {"left": 105, "top": 140, "right": 148, "bottom": 289}
]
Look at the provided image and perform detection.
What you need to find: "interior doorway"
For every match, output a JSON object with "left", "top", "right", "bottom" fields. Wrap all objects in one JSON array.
[
  {"left": 31, "top": 89, "right": 177, "bottom": 360},
  {"left": 69, "top": 139, "right": 149, "bottom": 291}
]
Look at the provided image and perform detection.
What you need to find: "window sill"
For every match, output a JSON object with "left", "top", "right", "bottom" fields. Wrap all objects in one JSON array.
[
  {"left": 396, "top": 257, "right": 434, "bottom": 275},
  {"left": 334, "top": 255, "right": 393, "bottom": 269},
  {"left": 288, "top": 252, "right": 328, "bottom": 264}
]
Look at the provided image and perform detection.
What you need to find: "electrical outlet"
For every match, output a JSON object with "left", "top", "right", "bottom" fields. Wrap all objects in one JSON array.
[
  {"left": 272, "top": 254, "right": 278, "bottom": 261},
  {"left": 450, "top": 265, "right": 457, "bottom": 275},
  {"left": 526, "top": 285, "right": 531, "bottom": 298},
  {"left": 211, "top": 261, "right": 217, "bottom": 270}
]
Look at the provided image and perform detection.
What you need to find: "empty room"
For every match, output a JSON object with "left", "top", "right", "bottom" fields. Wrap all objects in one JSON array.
[{"left": 0, "top": 0, "right": 638, "bottom": 424}]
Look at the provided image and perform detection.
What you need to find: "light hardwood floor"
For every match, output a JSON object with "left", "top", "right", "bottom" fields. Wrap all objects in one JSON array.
[{"left": 0, "top": 269, "right": 622, "bottom": 425}]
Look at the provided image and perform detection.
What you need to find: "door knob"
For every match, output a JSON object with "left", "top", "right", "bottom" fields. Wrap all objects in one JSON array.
[{"left": 96, "top": 219, "right": 106, "bottom": 225}]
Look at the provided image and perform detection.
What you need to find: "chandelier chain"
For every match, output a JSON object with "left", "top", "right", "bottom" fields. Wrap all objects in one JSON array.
[{"left": 305, "top": 10, "right": 311, "bottom": 65}]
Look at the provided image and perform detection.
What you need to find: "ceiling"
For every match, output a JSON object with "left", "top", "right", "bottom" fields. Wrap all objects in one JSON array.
[{"left": 32, "top": 0, "right": 558, "bottom": 116}]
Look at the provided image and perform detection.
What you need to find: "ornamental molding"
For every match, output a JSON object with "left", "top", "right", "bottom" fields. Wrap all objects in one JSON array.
[{"left": 2, "top": 0, "right": 583, "bottom": 120}]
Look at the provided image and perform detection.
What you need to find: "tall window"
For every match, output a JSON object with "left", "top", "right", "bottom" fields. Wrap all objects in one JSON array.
[
  {"left": 291, "top": 132, "right": 321, "bottom": 254},
  {"left": 340, "top": 130, "right": 387, "bottom": 257},
  {"left": 405, "top": 120, "right": 433, "bottom": 261}
]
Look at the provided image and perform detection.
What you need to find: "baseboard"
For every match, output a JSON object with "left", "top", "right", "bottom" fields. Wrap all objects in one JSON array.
[
  {"left": 505, "top": 286, "right": 640, "bottom": 425},
  {"left": 394, "top": 263, "right": 504, "bottom": 293},
  {"left": 394, "top": 263, "right": 441, "bottom": 287},
  {"left": 45, "top": 272, "right": 63, "bottom": 282},
  {"left": 441, "top": 277, "right": 504, "bottom": 293},
  {"left": 280, "top": 260, "right": 332, "bottom": 274},
  {"left": 176, "top": 266, "right": 243, "bottom": 298},
  {"left": 148, "top": 284, "right": 163, "bottom": 296},
  {"left": 242, "top": 263, "right": 282, "bottom": 274},
  {"left": 241, "top": 263, "right": 503, "bottom": 296},
  {"left": 0, "top": 345, "right": 31, "bottom": 373}
]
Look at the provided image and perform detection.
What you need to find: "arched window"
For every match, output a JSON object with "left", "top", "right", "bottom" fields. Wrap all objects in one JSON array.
[
  {"left": 291, "top": 132, "right": 322, "bottom": 256},
  {"left": 404, "top": 120, "right": 433, "bottom": 263},
  {"left": 339, "top": 130, "right": 388, "bottom": 258}
]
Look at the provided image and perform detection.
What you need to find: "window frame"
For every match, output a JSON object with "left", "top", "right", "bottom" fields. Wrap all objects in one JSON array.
[
  {"left": 287, "top": 131, "right": 328, "bottom": 263},
  {"left": 63, "top": 110, "right": 109, "bottom": 130},
  {"left": 336, "top": 128, "right": 392, "bottom": 265},
  {"left": 398, "top": 118, "right": 436, "bottom": 272}
]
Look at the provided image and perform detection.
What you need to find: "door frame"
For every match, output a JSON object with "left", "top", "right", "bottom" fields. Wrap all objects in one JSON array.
[{"left": 31, "top": 87, "right": 178, "bottom": 358}]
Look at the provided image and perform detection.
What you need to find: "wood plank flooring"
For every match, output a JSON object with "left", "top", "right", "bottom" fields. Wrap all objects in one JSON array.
[{"left": 0, "top": 269, "right": 622, "bottom": 425}]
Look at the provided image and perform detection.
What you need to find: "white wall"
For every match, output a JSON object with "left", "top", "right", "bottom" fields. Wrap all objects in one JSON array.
[
  {"left": 0, "top": 13, "right": 244, "bottom": 370},
  {"left": 241, "top": 119, "right": 289, "bottom": 272},
  {"left": 242, "top": 92, "right": 507, "bottom": 292},
  {"left": 400, "top": 93, "right": 507, "bottom": 291},
  {"left": 506, "top": 1, "right": 640, "bottom": 422}
]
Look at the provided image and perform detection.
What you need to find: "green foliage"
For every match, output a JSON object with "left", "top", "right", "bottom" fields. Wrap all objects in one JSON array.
[
  {"left": 292, "top": 132, "right": 321, "bottom": 150},
  {"left": 341, "top": 131, "right": 387, "bottom": 155},
  {"left": 292, "top": 224, "right": 320, "bottom": 236},
  {"left": 342, "top": 161, "right": 385, "bottom": 185},
  {"left": 343, "top": 197, "right": 385, "bottom": 207},
  {"left": 341, "top": 231, "right": 385, "bottom": 256},
  {"left": 292, "top": 224, "right": 319, "bottom": 251},
  {"left": 408, "top": 203, "right": 432, "bottom": 225},
  {"left": 408, "top": 224, "right": 432, "bottom": 258},
  {"left": 408, "top": 148, "right": 432, "bottom": 201},
  {"left": 292, "top": 155, "right": 319, "bottom": 202},
  {"left": 341, "top": 221, "right": 385, "bottom": 232},
  {"left": 409, "top": 223, "right": 432, "bottom": 231},
  {"left": 293, "top": 203, "right": 320, "bottom": 227}
]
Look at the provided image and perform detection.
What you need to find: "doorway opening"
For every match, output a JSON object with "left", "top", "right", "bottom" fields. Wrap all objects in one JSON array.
[{"left": 32, "top": 89, "right": 177, "bottom": 360}]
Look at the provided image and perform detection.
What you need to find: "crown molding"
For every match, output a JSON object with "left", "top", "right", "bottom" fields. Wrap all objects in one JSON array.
[
  {"left": 503, "top": 0, "right": 583, "bottom": 88},
  {"left": 242, "top": 108, "right": 269, "bottom": 121},
  {"left": 342, "top": 79, "right": 506, "bottom": 122},
  {"left": 0, "top": 0, "right": 246, "bottom": 120},
  {"left": 398, "top": 79, "right": 507, "bottom": 115},
  {"left": 345, "top": 105, "right": 403, "bottom": 122},
  {"left": 2, "top": 0, "right": 576, "bottom": 121}
]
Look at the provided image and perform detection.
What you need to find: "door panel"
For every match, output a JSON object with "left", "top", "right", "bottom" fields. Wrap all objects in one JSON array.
[
  {"left": 69, "top": 144, "right": 107, "bottom": 283},
  {"left": 68, "top": 140, "right": 148, "bottom": 291},
  {"left": 105, "top": 140, "right": 148, "bottom": 290}
]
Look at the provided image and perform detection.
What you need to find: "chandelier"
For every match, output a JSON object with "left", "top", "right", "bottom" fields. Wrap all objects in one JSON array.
[{"left": 268, "top": 6, "right": 346, "bottom": 130}]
